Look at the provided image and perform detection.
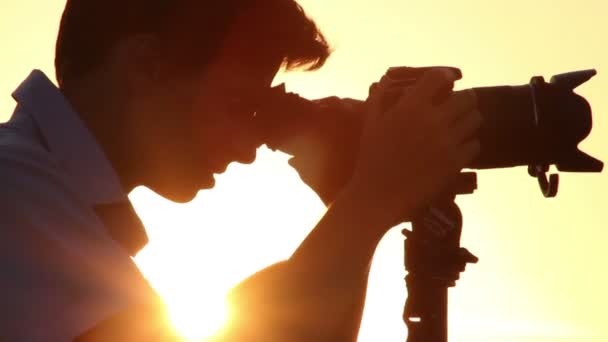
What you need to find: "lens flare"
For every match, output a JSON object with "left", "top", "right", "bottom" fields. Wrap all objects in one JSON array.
[{"left": 167, "top": 294, "right": 230, "bottom": 341}]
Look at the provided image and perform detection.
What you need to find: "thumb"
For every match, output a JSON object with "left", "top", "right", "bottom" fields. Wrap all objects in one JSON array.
[{"left": 366, "top": 77, "right": 390, "bottom": 120}]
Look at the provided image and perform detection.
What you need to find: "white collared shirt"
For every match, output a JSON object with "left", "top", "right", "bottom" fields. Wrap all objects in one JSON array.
[{"left": 0, "top": 70, "right": 157, "bottom": 341}]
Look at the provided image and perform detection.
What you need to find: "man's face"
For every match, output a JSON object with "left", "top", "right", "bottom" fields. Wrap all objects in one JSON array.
[{"left": 129, "top": 43, "right": 282, "bottom": 203}]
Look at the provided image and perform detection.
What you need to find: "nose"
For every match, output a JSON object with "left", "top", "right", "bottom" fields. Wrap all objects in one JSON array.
[
  {"left": 234, "top": 146, "right": 257, "bottom": 165},
  {"left": 231, "top": 121, "right": 262, "bottom": 164}
]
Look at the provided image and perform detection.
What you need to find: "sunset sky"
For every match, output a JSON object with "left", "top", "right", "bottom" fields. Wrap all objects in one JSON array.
[{"left": 1, "top": 0, "right": 606, "bottom": 341}]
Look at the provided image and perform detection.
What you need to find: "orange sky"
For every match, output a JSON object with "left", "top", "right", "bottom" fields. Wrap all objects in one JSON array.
[{"left": 1, "top": 1, "right": 607, "bottom": 341}]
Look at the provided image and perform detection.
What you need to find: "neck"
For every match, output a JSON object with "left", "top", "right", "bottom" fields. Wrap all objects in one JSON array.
[{"left": 61, "top": 76, "right": 141, "bottom": 193}]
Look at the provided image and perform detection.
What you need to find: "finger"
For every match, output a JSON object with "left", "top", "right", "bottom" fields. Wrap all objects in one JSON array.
[
  {"left": 369, "top": 74, "right": 398, "bottom": 97},
  {"left": 395, "top": 68, "right": 461, "bottom": 110},
  {"left": 369, "top": 82, "right": 379, "bottom": 96},
  {"left": 367, "top": 78, "right": 390, "bottom": 116},
  {"left": 450, "top": 109, "right": 483, "bottom": 143},
  {"left": 385, "top": 66, "right": 419, "bottom": 83},
  {"left": 387, "top": 67, "right": 460, "bottom": 106},
  {"left": 370, "top": 79, "right": 416, "bottom": 115},
  {"left": 437, "top": 89, "right": 478, "bottom": 124},
  {"left": 386, "top": 66, "right": 462, "bottom": 81}
]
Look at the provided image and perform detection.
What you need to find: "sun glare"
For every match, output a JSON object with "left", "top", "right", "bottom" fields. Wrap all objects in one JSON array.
[
  {"left": 167, "top": 294, "right": 230, "bottom": 341},
  {"left": 132, "top": 148, "right": 327, "bottom": 340}
]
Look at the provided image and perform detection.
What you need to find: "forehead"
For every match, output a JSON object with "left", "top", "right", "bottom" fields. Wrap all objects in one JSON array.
[
  {"left": 206, "top": 5, "right": 285, "bottom": 84},
  {"left": 208, "top": 47, "right": 281, "bottom": 88}
]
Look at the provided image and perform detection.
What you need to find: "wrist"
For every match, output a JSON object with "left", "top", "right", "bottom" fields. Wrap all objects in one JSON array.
[{"left": 333, "top": 182, "right": 398, "bottom": 235}]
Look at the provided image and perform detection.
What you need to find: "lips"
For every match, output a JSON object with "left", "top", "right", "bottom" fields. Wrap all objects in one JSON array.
[
  {"left": 208, "top": 158, "right": 230, "bottom": 174},
  {"left": 214, "top": 162, "right": 229, "bottom": 173}
]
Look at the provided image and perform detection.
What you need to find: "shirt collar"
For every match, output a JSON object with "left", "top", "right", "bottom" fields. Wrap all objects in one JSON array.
[{"left": 12, "top": 69, "right": 128, "bottom": 206}]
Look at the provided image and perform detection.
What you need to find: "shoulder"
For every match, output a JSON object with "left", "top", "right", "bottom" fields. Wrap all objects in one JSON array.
[
  {"left": 0, "top": 123, "right": 60, "bottom": 176},
  {"left": 0, "top": 111, "right": 155, "bottom": 341},
  {"left": 0, "top": 120, "right": 65, "bottom": 180},
  {"left": 0, "top": 127, "right": 85, "bottom": 220}
]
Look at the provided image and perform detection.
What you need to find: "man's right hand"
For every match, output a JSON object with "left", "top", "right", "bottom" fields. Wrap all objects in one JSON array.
[
  {"left": 232, "top": 69, "right": 482, "bottom": 342},
  {"left": 344, "top": 68, "right": 482, "bottom": 230}
]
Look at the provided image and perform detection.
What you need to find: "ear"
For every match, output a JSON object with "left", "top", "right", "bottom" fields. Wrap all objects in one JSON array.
[{"left": 118, "top": 34, "right": 165, "bottom": 92}]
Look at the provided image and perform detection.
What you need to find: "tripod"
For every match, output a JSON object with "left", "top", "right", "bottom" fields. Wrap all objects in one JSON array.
[{"left": 402, "top": 172, "right": 479, "bottom": 342}]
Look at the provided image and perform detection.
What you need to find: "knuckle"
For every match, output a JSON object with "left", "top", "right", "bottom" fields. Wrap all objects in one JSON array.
[
  {"left": 380, "top": 74, "right": 392, "bottom": 83},
  {"left": 369, "top": 82, "right": 379, "bottom": 95}
]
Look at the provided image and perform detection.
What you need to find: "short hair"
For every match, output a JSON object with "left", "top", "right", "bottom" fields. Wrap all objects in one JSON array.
[{"left": 55, "top": 0, "right": 331, "bottom": 88}]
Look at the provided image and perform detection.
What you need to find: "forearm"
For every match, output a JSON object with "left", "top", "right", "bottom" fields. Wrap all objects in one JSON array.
[
  {"left": 227, "top": 186, "right": 391, "bottom": 341},
  {"left": 290, "top": 185, "right": 388, "bottom": 279}
]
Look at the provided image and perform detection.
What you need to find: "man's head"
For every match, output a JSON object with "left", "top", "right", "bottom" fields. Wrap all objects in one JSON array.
[{"left": 55, "top": 0, "right": 331, "bottom": 202}]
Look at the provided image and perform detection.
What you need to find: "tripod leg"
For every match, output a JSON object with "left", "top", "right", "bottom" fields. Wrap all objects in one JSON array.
[{"left": 403, "top": 276, "right": 448, "bottom": 342}]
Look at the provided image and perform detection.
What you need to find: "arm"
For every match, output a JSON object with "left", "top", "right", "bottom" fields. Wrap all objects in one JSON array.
[
  {"left": 227, "top": 68, "right": 481, "bottom": 342},
  {"left": 226, "top": 186, "right": 386, "bottom": 342}
]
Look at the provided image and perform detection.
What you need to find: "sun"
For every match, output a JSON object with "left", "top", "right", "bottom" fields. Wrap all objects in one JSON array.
[
  {"left": 167, "top": 293, "right": 231, "bottom": 341},
  {"left": 134, "top": 241, "right": 234, "bottom": 341}
]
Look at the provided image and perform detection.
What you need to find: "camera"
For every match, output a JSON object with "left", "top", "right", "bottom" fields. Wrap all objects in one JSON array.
[{"left": 254, "top": 68, "right": 603, "bottom": 200}]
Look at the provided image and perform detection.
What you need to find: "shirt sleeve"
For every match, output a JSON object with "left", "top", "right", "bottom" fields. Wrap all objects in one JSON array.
[{"left": 0, "top": 146, "right": 159, "bottom": 342}]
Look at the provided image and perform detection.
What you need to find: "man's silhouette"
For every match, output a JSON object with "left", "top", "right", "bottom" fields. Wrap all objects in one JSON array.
[{"left": 0, "top": 0, "right": 480, "bottom": 341}]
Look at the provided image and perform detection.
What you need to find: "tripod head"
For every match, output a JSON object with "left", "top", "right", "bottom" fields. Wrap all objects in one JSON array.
[{"left": 402, "top": 172, "right": 478, "bottom": 342}]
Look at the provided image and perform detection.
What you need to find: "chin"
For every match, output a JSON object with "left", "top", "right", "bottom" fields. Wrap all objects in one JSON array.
[
  {"left": 166, "top": 190, "right": 199, "bottom": 204},
  {"left": 150, "top": 176, "right": 216, "bottom": 204}
]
